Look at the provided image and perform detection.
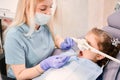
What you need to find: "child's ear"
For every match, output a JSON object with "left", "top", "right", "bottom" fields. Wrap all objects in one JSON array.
[{"left": 96, "top": 54, "right": 105, "bottom": 60}]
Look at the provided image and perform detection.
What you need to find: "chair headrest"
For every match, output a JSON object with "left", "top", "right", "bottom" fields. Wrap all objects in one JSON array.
[
  {"left": 107, "top": 10, "right": 120, "bottom": 30},
  {"left": 102, "top": 26, "right": 120, "bottom": 40}
]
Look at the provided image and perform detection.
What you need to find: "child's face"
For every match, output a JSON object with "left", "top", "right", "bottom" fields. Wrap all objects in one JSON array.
[{"left": 78, "top": 33, "right": 103, "bottom": 62}]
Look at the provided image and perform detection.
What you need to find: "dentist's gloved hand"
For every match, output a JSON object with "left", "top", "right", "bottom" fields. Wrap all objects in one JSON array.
[
  {"left": 60, "top": 37, "right": 75, "bottom": 50},
  {"left": 40, "top": 55, "right": 70, "bottom": 71}
]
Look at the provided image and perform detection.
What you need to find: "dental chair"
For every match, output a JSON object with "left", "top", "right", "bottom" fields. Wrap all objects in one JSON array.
[{"left": 100, "top": 10, "right": 120, "bottom": 80}]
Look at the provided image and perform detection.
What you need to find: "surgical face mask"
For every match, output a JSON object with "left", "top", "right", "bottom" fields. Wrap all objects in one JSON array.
[{"left": 34, "top": 13, "right": 51, "bottom": 26}]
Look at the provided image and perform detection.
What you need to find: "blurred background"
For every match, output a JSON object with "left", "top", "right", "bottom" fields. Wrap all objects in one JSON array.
[
  {"left": 0, "top": 0, "right": 119, "bottom": 37},
  {"left": 54, "top": 0, "right": 118, "bottom": 38},
  {"left": 0, "top": 0, "right": 120, "bottom": 79}
]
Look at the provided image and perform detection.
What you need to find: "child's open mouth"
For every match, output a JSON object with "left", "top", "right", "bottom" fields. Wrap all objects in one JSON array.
[{"left": 79, "top": 51, "right": 83, "bottom": 56}]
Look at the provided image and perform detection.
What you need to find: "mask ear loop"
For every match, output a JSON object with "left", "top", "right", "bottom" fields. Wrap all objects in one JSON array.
[{"left": 72, "top": 37, "right": 120, "bottom": 64}]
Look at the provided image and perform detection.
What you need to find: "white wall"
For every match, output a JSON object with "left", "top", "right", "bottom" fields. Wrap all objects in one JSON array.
[
  {"left": 0, "top": 0, "right": 117, "bottom": 38},
  {"left": 0, "top": 0, "right": 18, "bottom": 18},
  {"left": 54, "top": 0, "right": 117, "bottom": 38},
  {"left": 0, "top": 0, "right": 18, "bottom": 12},
  {"left": 54, "top": 0, "right": 88, "bottom": 38},
  {"left": 88, "top": 0, "right": 104, "bottom": 29}
]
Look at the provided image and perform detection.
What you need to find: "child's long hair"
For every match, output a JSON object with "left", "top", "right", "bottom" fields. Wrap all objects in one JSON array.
[{"left": 88, "top": 28, "right": 120, "bottom": 66}]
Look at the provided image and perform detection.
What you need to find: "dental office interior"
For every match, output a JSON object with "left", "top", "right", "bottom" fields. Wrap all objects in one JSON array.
[{"left": 0, "top": 0, "right": 120, "bottom": 80}]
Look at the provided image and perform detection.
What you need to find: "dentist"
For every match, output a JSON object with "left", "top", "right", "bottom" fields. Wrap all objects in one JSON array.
[{"left": 4, "top": 0, "right": 74, "bottom": 79}]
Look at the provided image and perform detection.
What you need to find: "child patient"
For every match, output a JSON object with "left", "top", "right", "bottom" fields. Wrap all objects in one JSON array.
[{"left": 33, "top": 27, "right": 120, "bottom": 80}]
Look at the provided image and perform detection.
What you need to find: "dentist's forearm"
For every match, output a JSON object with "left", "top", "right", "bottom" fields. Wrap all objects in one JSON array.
[{"left": 11, "top": 64, "right": 44, "bottom": 80}]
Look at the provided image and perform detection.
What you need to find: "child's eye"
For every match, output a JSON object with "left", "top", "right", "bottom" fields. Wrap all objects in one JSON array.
[
  {"left": 50, "top": 5, "right": 52, "bottom": 8},
  {"left": 86, "top": 39, "right": 91, "bottom": 46}
]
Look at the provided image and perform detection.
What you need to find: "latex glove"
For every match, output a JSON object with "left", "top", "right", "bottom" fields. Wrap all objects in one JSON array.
[
  {"left": 60, "top": 37, "right": 75, "bottom": 50},
  {"left": 40, "top": 55, "right": 70, "bottom": 71}
]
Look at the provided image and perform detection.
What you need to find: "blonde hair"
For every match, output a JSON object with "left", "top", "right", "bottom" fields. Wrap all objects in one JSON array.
[
  {"left": 4, "top": 0, "right": 58, "bottom": 45},
  {"left": 5, "top": 0, "right": 43, "bottom": 36}
]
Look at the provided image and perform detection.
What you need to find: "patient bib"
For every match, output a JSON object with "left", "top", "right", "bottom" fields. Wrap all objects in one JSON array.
[{"left": 33, "top": 56, "right": 102, "bottom": 80}]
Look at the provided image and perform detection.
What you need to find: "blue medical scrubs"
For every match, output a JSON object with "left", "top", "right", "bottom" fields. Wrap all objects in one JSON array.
[{"left": 4, "top": 23, "right": 55, "bottom": 78}]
